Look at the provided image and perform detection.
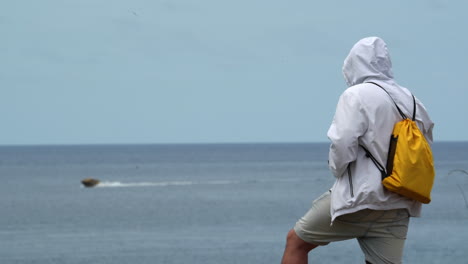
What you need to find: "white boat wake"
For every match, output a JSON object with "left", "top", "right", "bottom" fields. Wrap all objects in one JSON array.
[{"left": 95, "top": 180, "right": 240, "bottom": 188}]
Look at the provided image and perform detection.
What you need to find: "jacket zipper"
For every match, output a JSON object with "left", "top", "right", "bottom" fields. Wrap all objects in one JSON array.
[{"left": 347, "top": 164, "right": 354, "bottom": 198}]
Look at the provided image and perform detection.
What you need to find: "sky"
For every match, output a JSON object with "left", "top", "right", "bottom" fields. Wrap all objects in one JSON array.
[{"left": 1, "top": 0, "right": 467, "bottom": 145}]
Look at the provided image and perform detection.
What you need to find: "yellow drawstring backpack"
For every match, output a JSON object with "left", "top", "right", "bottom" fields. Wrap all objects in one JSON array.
[{"left": 361, "top": 83, "right": 435, "bottom": 204}]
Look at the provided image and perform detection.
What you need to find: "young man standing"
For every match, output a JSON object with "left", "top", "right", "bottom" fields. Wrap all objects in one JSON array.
[{"left": 281, "top": 37, "right": 434, "bottom": 264}]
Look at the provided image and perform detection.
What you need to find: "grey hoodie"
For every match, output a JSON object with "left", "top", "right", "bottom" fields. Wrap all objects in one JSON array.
[{"left": 327, "top": 37, "right": 434, "bottom": 222}]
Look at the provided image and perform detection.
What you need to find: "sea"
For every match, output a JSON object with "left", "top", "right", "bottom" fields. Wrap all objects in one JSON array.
[{"left": 0, "top": 142, "right": 467, "bottom": 264}]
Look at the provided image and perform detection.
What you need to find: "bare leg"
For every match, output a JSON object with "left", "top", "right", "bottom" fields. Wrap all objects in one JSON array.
[{"left": 281, "top": 229, "right": 318, "bottom": 264}]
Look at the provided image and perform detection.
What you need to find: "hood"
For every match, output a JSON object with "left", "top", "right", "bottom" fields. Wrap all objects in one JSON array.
[{"left": 343, "top": 37, "right": 394, "bottom": 87}]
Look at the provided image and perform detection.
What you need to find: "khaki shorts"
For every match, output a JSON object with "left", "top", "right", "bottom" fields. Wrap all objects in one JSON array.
[{"left": 294, "top": 191, "right": 410, "bottom": 264}]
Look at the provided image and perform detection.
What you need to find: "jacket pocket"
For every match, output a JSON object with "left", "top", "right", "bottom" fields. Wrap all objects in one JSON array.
[{"left": 347, "top": 163, "right": 354, "bottom": 198}]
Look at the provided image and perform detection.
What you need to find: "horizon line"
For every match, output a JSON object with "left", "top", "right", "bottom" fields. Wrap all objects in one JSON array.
[{"left": 0, "top": 140, "right": 466, "bottom": 148}]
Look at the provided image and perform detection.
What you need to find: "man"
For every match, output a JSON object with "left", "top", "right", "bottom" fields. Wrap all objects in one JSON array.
[{"left": 281, "top": 37, "right": 434, "bottom": 264}]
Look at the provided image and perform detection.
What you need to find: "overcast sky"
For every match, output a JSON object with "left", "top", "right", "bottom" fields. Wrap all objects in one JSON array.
[{"left": 1, "top": 0, "right": 466, "bottom": 145}]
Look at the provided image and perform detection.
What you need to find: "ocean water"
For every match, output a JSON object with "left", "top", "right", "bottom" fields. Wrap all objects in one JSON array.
[{"left": 0, "top": 142, "right": 467, "bottom": 264}]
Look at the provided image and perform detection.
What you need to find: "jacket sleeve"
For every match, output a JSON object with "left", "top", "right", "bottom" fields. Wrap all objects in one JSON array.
[{"left": 327, "top": 89, "right": 368, "bottom": 178}]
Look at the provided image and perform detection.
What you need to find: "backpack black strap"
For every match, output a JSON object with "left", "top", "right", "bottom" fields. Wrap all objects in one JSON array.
[
  {"left": 359, "top": 144, "right": 388, "bottom": 180},
  {"left": 361, "top": 82, "right": 418, "bottom": 180},
  {"left": 368, "top": 82, "right": 417, "bottom": 121},
  {"left": 367, "top": 82, "right": 409, "bottom": 119}
]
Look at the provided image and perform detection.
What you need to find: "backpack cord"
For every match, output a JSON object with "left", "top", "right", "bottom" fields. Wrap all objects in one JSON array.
[
  {"left": 367, "top": 82, "right": 416, "bottom": 120},
  {"left": 360, "top": 145, "right": 388, "bottom": 180},
  {"left": 359, "top": 82, "right": 418, "bottom": 180}
]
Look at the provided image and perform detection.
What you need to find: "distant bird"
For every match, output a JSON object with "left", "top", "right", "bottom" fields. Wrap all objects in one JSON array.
[{"left": 81, "top": 178, "right": 100, "bottom": 188}]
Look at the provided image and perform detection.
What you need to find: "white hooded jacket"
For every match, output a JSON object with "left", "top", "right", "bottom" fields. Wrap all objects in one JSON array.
[{"left": 327, "top": 37, "right": 434, "bottom": 222}]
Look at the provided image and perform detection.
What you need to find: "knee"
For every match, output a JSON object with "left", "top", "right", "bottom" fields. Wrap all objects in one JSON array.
[
  {"left": 286, "top": 229, "right": 296, "bottom": 243},
  {"left": 285, "top": 229, "right": 317, "bottom": 252}
]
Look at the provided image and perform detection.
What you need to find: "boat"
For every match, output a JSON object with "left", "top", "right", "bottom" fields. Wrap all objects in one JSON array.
[{"left": 81, "top": 178, "right": 100, "bottom": 187}]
